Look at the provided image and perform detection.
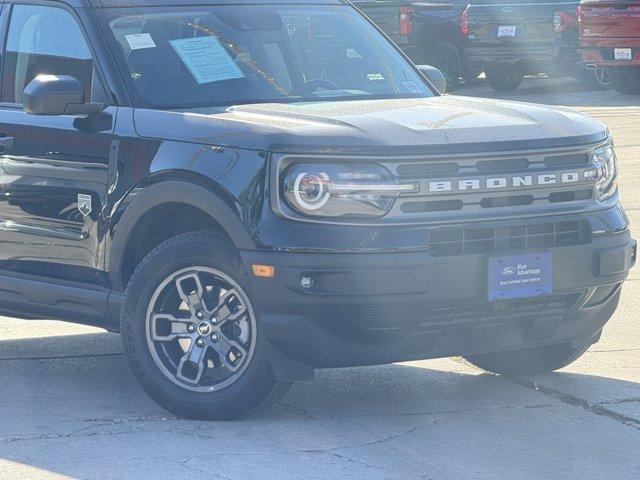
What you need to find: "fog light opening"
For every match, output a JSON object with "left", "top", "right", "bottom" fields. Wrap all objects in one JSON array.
[{"left": 300, "top": 275, "right": 315, "bottom": 289}]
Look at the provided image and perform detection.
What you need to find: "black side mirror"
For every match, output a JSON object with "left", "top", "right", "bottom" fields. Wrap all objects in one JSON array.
[
  {"left": 417, "top": 65, "right": 447, "bottom": 94},
  {"left": 23, "top": 74, "right": 105, "bottom": 116}
]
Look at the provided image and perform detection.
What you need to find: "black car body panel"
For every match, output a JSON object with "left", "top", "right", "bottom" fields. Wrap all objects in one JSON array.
[
  {"left": 0, "top": 0, "right": 633, "bottom": 378},
  {"left": 133, "top": 96, "right": 607, "bottom": 152}
]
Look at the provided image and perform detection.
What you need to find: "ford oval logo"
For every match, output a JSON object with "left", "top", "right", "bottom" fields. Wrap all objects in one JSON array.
[
  {"left": 500, "top": 266, "right": 517, "bottom": 276},
  {"left": 501, "top": 6, "right": 513, "bottom": 12}
]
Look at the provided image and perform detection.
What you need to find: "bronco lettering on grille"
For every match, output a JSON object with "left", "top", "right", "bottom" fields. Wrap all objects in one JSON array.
[{"left": 425, "top": 169, "right": 595, "bottom": 193}]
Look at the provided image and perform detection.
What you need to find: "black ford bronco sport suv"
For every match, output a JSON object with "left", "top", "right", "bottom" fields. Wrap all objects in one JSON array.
[{"left": 0, "top": 0, "right": 634, "bottom": 420}]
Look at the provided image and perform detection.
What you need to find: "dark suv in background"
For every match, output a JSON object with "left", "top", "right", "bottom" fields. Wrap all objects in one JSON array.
[
  {"left": 463, "top": 0, "right": 610, "bottom": 91},
  {"left": 0, "top": 0, "right": 634, "bottom": 420},
  {"left": 354, "top": 0, "right": 477, "bottom": 88}
]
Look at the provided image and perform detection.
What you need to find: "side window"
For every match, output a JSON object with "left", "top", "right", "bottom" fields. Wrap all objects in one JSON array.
[{"left": 2, "top": 4, "right": 105, "bottom": 104}]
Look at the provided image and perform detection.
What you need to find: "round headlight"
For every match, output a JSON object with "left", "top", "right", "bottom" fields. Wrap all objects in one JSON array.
[
  {"left": 281, "top": 163, "right": 415, "bottom": 218},
  {"left": 293, "top": 172, "right": 330, "bottom": 210}
]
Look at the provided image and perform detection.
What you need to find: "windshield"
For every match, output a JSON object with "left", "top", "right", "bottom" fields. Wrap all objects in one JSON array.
[{"left": 99, "top": 4, "right": 434, "bottom": 109}]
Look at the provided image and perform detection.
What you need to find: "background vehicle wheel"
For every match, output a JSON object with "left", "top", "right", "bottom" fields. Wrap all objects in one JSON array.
[
  {"left": 465, "top": 342, "right": 591, "bottom": 376},
  {"left": 611, "top": 71, "right": 640, "bottom": 95},
  {"left": 437, "top": 41, "right": 463, "bottom": 91},
  {"left": 579, "top": 68, "right": 611, "bottom": 91},
  {"left": 485, "top": 66, "right": 524, "bottom": 91},
  {"left": 463, "top": 66, "right": 483, "bottom": 85},
  {"left": 121, "top": 230, "right": 290, "bottom": 420}
]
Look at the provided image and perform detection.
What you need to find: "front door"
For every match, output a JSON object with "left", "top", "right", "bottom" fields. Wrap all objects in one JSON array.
[{"left": 0, "top": 3, "right": 114, "bottom": 284}]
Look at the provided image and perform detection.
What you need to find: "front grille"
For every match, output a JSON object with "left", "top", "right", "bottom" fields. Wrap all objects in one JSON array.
[
  {"left": 381, "top": 145, "right": 601, "bottom": 220},
  {"left": 428, "top": 220, "right": 591, "bottom": 256},
  {"left": 544, "top": 153, "right": 589, "bottom": 167},
  {"left": 357, "top": 293, "right": 580, "bottom": 332},
  {"left": 418, "top": 294, "right": 579, "bottom": 326}
]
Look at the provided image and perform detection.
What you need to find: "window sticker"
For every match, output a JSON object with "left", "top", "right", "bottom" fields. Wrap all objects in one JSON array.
[
  {"left": 125, "top": 33, "right": 156, "bottom": 50},
  {"left": 346, "top": 48, "right": 363, "bottom": 59},
  {"left": 169, "top": 36, "right": 245, "bottom": 85},
  {"left": 367, "top": 73, "right": 384, "bottom": 81},
  {"left": 402, "top": 81, "right": 421, "bottom": 93}
]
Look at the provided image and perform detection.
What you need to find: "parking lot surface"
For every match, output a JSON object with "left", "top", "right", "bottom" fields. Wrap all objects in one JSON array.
[{"left": 1, "top": 76, "right": 639, "bottom": 480}]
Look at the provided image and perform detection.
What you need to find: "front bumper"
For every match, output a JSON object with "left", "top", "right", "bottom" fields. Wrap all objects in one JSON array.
[{"left": 242, "top": 212, "right": 635, "bottom": 369}]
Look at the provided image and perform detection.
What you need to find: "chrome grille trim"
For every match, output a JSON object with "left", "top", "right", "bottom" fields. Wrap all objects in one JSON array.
[{"left": 382, "top": 143, "right": 603, "bottom": 219}]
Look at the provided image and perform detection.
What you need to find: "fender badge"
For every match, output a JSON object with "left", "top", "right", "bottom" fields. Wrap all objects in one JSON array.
[
  {"left": 78, "top": 194, "right": 92, "bottom": 216},
  {"left": 501, "top": 6, "right": 513, "bottom": 12}
]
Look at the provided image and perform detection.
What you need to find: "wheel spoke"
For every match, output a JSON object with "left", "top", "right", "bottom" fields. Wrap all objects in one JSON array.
[
  {"left": 175, "top": 340, "right": 208, "bottom": 385},
  {"left": 212, "top": 288, "right": 247, "bottom": 325},
  {"left": 211, "top": 332, "right": 247, "bottom": 372},
  {"left": 150, "top": 313, "right": 192, "bottom": 342},
  {"left": 175, "top": 272, "right": 206, "bottom": 315}
]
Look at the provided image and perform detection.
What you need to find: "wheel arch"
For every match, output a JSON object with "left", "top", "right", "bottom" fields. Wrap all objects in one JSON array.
[{"left": 107, "top": 178, "right": 257, "bottom": 292}]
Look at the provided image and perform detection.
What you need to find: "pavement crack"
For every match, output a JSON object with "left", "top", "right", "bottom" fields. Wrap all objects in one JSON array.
[
  {"left": 597, "top": 397, "right": 640, "bottom": 406},
  {"left": 302, "top": 427, "right": 418, "bottom": 472},
  {"left": 0, "top": 352, "right": 123, "bottom": 362},
  {"left": 277, "top": 400, "right": 317, "bottom": 420},
  {"left": 171, "top": 426, "right": 419, "bottom": 458},
  {"left": 80, "top": 414, "right": 178, "bottom": 425},
  {"left": 507, "top": 376, "right": 640, "bottom": 431},
  {"left": 324, "top": 451, "right": 392, "bottom": 473},
  {"left": 176, "top": 459, "right": 232, "bottom": 480},
  {"left": 276, "top": 401, "right": 558, "bottom": 422},
  {"left": 1, "top": 424, "right": 137, "bottom": 443},
  {"left": 356, "top": 426, "right": 417, "bottom": 448},
  {"left": 586, "top": 347, "right": 640, "bottom": 353}
]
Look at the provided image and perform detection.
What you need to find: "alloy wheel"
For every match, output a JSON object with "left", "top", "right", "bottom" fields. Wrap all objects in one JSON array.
[{"left": 145, "top": 266, "right": 257, "bottom": 392}]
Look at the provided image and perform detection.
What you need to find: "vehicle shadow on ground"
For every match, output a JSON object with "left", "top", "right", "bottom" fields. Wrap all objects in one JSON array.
[{"left": 0, "top": 331, "right": 639, "bottom": 479}]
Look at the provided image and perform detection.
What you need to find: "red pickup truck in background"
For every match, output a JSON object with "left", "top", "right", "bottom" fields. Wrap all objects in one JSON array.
[{"left": 579, "top": 0, "right": 640, "bottom": 94}]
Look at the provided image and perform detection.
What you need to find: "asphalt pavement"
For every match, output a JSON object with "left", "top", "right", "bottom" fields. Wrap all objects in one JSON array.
[{"left": 1, "top": 75, "right": 639, "bottom": 480}]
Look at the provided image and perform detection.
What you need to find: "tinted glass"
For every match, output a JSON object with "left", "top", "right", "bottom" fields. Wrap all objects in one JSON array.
[
  {"left": 2, "top": 5, "right": 103, "bottom": 104},
  {"left": 100, "top": 5, "right": 433, "bottom": 108}
]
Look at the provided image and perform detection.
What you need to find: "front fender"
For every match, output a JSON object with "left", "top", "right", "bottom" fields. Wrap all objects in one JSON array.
[{"left": 106, "top": 180, "right": 258, "bottom": 292}]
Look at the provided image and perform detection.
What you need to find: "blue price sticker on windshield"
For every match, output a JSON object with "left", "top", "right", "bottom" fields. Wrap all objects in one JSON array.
[{"left": 170, "top": 36, "right": 245, "bottom": 85}]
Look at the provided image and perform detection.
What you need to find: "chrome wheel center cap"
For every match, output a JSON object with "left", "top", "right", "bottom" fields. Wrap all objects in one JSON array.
[{"left": 197, "top": 322, "right": 212, "bottom": 336}]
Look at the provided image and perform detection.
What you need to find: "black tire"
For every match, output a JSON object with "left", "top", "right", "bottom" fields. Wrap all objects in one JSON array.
[
  {"left": 437, "top": 41, "right": 463, "bottom": 91},
  {"left": 465, "top": 342, "right": 590, "bottom": 376},
  {"left": 611, "top": 70, "right": 640, "bottom": 95},
  {"left": 485, "top": 66, "right": 524, "bottom": 91},
  {"left": 579, "top": 69, "right": 611, "bottom": 91},
  {"left": 121, "top": 230, "right": 291, "bottom": 420}
]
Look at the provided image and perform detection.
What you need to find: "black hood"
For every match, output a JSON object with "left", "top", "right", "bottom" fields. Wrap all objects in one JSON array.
[{"left": 134, "top": 96, "right": 608, "bottom": 155}]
